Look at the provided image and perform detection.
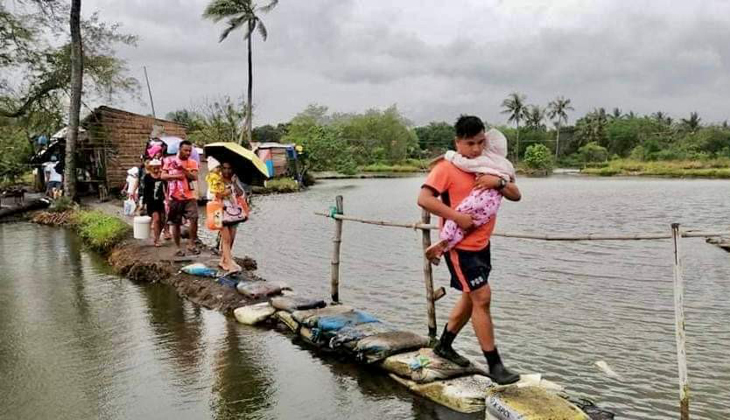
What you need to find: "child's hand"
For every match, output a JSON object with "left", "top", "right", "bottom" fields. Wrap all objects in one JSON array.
[
  {"left": 454, "top": 213, "right": 474, "bottom": 231},
  {"left": 474, "top": 174, "right": 501, "bottom": 190}
]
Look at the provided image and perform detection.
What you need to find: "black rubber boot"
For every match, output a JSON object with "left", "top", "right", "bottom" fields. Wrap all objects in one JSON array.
[
  {"left": 487, "top": 363, "right": 520, "bottom": 385},
  {"left": 433, "top": 343, "right": 471, "bottom": 367}
]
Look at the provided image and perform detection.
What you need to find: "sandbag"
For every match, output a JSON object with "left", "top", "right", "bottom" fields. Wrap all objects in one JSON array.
[
  {"left": 354, "top": 331, "right": 430, "bottom": 363},
  {"left": 236, "top": 281, "right": 288, "bottom": 299},
  {"left": 390, "top": 373, "right": 493, "bottom": 414},
  {"left": 291, "top": 305, "right": 353, "bottom": 325},
  {"left": 270, "top": 296, "right": 327, "bottom": 312},
  {"left": 275, "top": 311, "right": 300, "bottom": 333},
  {"left": 328, "top": 322, "right": 393, "bottom": 350},
  {"left": 180, "top": 263, "right": 218, "bottom": 278},
  {"left": 234, "top": 303, "right": 276, "bottom": 325},
  {"left": 316, "top": 310, "right": 379, "bottom": 332},
  {"left": 381, "top": 348, "right": 481, "bottom": 383},
  {"left": 485, "top": 386, "right": 589, "bottom": 420}
]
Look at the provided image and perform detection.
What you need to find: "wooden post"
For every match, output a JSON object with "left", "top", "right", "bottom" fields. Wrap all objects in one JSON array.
[
  {"left": 330, "top": 196, "right": 344, "bottom": 303},
  {"left": 421, "top": 209, "right": 437, "bottom": 342},
  {"left": 671, "top": 223, "right": 690, "bottom": 420}
]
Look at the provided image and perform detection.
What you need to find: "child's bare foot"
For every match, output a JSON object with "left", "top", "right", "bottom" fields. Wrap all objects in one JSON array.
[{"left": 425, "top": 240, "right": 448, "bottom": 265}]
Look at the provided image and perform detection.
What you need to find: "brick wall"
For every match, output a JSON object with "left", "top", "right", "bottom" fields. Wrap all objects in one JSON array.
[{"left": 82, "top": 106, "right": 187, "bottom": 188}]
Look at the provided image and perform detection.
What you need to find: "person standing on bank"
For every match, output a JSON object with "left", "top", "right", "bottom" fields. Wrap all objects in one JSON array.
[
  {"left": 162, "top": 140, "right": 200, "bottom": 256},
  {"left": 206, "top": 160, "right": 248, "bottom": 273},
  {"left": 417, "top": 115, "right": 522, "bottom": 385}
]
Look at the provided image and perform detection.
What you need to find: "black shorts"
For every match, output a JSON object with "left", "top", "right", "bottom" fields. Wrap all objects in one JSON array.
[
  {"left": 168, "top": 199, "right": 198, "bottom": 225},
  {"left": 444, "top": 245, "right": 492, "bottom": 292}
]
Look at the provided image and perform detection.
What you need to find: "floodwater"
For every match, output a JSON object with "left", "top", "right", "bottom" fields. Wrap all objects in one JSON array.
[{"left": 2, "top": 176, "right": 730, "bottom": 419}]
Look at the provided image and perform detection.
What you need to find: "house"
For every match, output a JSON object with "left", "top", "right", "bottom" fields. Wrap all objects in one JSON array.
[
  {"left": 252, "top": 142, "right": 298, "bottom": 178},
  {"left": 33, "top": 106, "right": 187, "bottom": 194}
]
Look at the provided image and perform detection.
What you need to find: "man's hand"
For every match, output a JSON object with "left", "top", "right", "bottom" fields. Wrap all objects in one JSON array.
[
  {"left": 474, "top": 174, "right": 502, "bottom": 190},
  {"left": 454, "top": 212, "right": 474, "bottom": 230}
]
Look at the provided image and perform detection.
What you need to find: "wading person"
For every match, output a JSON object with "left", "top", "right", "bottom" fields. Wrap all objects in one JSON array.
[
  {"left": 417, "top": 115, "right": 522, "bottom": 385},
  {"left": 142, "top": 159, "right": 166, "bottom": 247},
  {"left": 162, "top": 140, "right": 200, "bottom": 256},
  {"left": 206, "top": 161, "right": 248, "bottom": 273}
]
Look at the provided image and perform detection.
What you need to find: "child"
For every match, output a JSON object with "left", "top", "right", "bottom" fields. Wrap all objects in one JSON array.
[
  {"left": 425, "top": 128, "right": 515, "bottom": 264},
  {"left": 142, "top": 159, "right": 167, "bottom": 246}
]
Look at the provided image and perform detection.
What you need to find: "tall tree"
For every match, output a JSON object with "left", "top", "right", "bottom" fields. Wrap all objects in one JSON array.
[
  {"left": 501, "top": 92, "right": 527, "bottom": 162},
  {"left": 681, "top": 111, "right": 701, "bottom": 133},
  {"left": 65, "top": 0, "right": 83, "bottom": 199},
  {"left": 203, "top": 0, "right": 278, "bottom": 147},
  {"left": 547, "top": 96, "right": 574, "bottom": 158},
  {"left": 524, "top": 105, "right": 546, "bottom": 130}
]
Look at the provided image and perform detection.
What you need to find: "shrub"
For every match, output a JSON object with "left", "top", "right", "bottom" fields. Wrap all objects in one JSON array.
[
  {"left": 264, "top": 177, "right": 300, "bottom": 193},
  {"left": 522, "top": 144, "right": 554, "bottom": 171},
  {"left": 71, "top": 211, "right": 131, "bottom": 253},
  {"left": 578, "top": 142, "right": 609, "bottom": 163},
  {"left": 48, "top": 197, "right": 76, "bottom": 213}
]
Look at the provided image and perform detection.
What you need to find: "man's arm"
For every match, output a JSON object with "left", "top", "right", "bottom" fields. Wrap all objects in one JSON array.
[
  {"left": 474, "top": 175, "right": 521, "bottom": 201},
  {"left": 417, "top": 187, "right": 474, "bottom": 230}
]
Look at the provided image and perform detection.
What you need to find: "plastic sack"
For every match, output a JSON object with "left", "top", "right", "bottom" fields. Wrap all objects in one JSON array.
[
  {"left": 236, "top": 281, "right": 288, "bottom": 299},
  {"left": 270, "top": 296, "right": 327, "bottom": 312},
  {"left": 275, "top": 311, "right": 300, "bottom": 333},
  {"left": 291, "top": 305, "right": 354, "bottom": 325},
  {"left": 485, "top": 386, "right": 590, "bottom": 420},
  {"left": 316, "top": 310, "right": 379, "bottom": 332},
  {"left": 123, "top": 198, "right": 136, "bottom": 216},
  {"left": 180, "top": 263, "right": 218, "bottom": 278},
  {"left": 390, "top": 373, "right": 493, "bottom": 414},
  {"left": 354, "top": 331, "right": 430, "bottom": 363},
  {"left": 328, "top": 322, "right": 392, "bottom": 350},
  {"left": 381, "top": 348, "right": 481, "bottom": 383},
  {"left": 234, "top": 302, "right": 276, "bottom": 325},
  {"left": 206, "top": 200, "right": 223, "bottom": 231}
]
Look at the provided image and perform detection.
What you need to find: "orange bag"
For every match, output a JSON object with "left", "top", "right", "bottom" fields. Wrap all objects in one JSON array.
[{"left": 206, "top": 200, "right": 223, "bottom": 231}]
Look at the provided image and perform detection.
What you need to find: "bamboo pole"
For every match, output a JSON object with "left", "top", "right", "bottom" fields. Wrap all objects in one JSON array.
[
  {"left": 330, "top": 196, "right": 344, "bottom": 303},
  {"left": 313, "top": 212, "right": 730, "bottom": 241},
  {"left": 421, "top": 210, "right": 437, "bottom": 342},
  {"left": 672, "top": 223, "right": 690, "bottom": 420}
]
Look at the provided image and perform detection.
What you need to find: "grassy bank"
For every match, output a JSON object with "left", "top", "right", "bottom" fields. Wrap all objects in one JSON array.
[
  {"left": 359, "top": 159, "right": 428, "bottom": 173},
  {"left": 71, "top": 210, "right": 131, "bottom": 253},
  {"left": 581, "top": 159, "right": 730, "bottom": 178}
]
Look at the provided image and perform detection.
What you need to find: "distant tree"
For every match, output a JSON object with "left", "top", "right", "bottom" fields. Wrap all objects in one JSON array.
[
  {"left": 252, "top": 124, "right": 285, "bottom": 143},
  {"left": 524, "top": 105, "right": 546, "bottom": 130},
  {"left": 414, "top": 121, "right": 455, "bottom": 152},
  {"left": 203, "top": 0, "right": 278, "bottom": 146},
  {"left": 547, "top": 96, "right": 574, "bottom": 158},
  {"left": 609, "top": 107, "right": 623, "bottom": 121},
  {"left": 576, "top": 108, "right": 608, "bottom": 148},
  {"left": 501, "top": 92, "right": 528, "bottom": 162},
  {"left": 681, "top": 112, "right": 701, "bottom": 133}
]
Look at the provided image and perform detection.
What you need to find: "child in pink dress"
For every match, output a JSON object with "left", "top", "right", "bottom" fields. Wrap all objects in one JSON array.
[{"left": 426, "top": 128, "right": 515, "bottom": 264}]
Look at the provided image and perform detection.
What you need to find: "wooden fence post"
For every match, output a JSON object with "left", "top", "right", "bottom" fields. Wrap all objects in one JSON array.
[
  {"left": 671, "top": 223, "right": 690, "bottom": 420},
  {"left": 331, "top": 196, "right": 344, "bottom": 303},
  {"left": 421, "top": 209, "right": 437, "bottom": 342}
]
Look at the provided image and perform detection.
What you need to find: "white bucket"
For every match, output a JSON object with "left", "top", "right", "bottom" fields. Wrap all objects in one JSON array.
[{"left": 133, "top": 216, "right": 151, "bottom": 240}]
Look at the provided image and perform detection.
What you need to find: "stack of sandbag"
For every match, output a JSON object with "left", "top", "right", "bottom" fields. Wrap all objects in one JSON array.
[
  {"left": 390, "top": 373, "right": 494, "bottom": 414},
  {"left": 484, "top": 385, "right": 590, "bottom": 420},
  {"left": 234, "top": 302, "right": 277, "bottom": 325},
  {"left": 270, "top": 296, "right": 327, "bottom": 312},
  {"left": 381, "top": 348, "right": 482, "bottom": 382}
]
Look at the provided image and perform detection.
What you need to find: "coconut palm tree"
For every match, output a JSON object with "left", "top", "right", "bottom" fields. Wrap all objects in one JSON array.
[
  {"left": 681, "top": 112, "right": 701, "bottom": 133},
  {"left": 547, "top": 96, "right": 573, "bottom": 158},
  {"left": 609, "top": 107, "right": 623, "bottom": 121},
  {"left": 501, "top": 92, "right": 528, "bottom": 162},
  {"left": 203, "top": 0, "right": 278, "bottom": 146},
  {"left": 524, "top": 105, "right": 546, "bottom": 130},
  {"left": 65, "top": 0, "right": 83, "bottom": 200}
]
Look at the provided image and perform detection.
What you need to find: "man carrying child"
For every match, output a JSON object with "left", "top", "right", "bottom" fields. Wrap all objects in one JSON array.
[{"left": 417, "top": 115, "right": 522, "bottom": 385}]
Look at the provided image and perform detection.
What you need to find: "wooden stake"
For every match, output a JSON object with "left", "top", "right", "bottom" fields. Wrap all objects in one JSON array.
[
  {"left": 330, "top": 196, "right": 344, "bottom": 303},
  {"left": 672, "top": 223, "right": 690, "bottom": 420},
  {"left": 421, "top": 209, "right": 437, "bottom": 341}
]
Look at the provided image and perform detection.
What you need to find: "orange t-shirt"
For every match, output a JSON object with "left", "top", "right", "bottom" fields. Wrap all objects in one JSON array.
[
  {"left": 163, "top": 156, "right": 199, "bottom": 201},
  {"left": 422, "top": 160, "right": 496, "bottom": 251}
]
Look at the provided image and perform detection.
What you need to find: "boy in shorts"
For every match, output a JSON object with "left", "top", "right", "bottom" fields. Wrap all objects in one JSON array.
[{"left": 417, "top": 115, "right": 522, "bottom": 385}]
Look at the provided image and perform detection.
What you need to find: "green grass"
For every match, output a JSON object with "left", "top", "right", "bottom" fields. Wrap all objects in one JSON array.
[
  {"left": 71, "top": 210, "right": 131, "bottom": 253},
  {"left": 581, "top": 159, "right": 730, "bottom": 178},
  {"left": 360, "top": 159, "right": 428, "bottom": 173}
]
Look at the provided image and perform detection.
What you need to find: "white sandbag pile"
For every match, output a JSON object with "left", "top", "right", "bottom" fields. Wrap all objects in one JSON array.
[
  {"left": 485, "top": 385, "right": 590, "bottom": 420},
  {"left": 390, "top": 373, "right": 494, "bottom": 414},
  {"left": 234, "top": 302, "right": 276, "bottom": 325}
]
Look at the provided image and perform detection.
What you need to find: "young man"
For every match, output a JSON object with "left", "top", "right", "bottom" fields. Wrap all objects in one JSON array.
[
  {"left": 162, "top": 140, "right": 200, "bottom": 255},
  {"left": 417, "top": 115, "right": 522, "bottom": 385}
]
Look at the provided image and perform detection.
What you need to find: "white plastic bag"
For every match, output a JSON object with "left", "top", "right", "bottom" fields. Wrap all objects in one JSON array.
[{"left": 123, "top": 198, "right": 136, "bottom": 216}]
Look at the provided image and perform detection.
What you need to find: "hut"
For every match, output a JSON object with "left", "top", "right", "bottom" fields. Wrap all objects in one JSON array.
[
  {"left": 32, "top": 106, "right": 187, "bottom": 195},
  {"left": 252, "top": 142, "right": 299, "bottom": 178}
]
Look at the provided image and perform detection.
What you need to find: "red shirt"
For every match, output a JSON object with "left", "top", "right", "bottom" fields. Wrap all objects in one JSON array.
[{"left": 422, "top": 160, "right": 496, "bottom": 251}]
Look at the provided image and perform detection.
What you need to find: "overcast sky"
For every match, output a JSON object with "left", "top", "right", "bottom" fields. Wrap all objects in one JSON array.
[{"left": 82, "top": 0, "right": 730, "bottom": 127}]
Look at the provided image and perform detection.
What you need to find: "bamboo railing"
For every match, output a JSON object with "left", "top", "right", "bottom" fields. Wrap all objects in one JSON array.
[{"left": 317, "top": 197, "right": 729, "bottom": 420}]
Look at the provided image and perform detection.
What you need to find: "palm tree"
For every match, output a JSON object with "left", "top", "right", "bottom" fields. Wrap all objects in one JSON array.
[
  {"left": 547, "top": 96, "right": 574, "bottom": 158},
  {"left": 681, "top": 112, "right": 701, "bottom": 133},
  {"left": 65, "top": 0, "right": 83, "bottom": 200},
  {"left": 204, "top": 0, "right": 278, "bottom": 146},
  {"left": 525, "top": 105, "right": 546, "bottom": 130},
  {"left": 501, "top": 92, "right": 528, "bottom": 162}
]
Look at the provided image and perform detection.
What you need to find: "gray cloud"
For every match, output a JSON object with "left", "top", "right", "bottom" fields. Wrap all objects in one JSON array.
[{"left": 84, "top": 0, "right": 730, "bottom": 126}]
